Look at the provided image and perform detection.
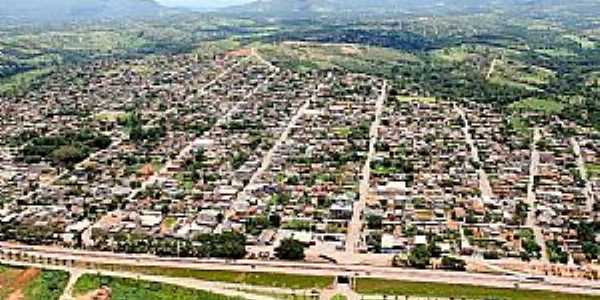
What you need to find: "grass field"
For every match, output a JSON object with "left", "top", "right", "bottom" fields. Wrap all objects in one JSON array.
[
  {"left": 257, "top": 42, "right": 414, "bottom": 76},
  {"left": 586, "top": 163, "right": 600, "bottom": 179},
  {"left": 331, "top": 294, "right": 347, "bottom": 300},
  {"left": 73, "top": 274, "right": 245, "bottom": 300},
  {"left": 487, "top": 59, "right": 552, "bottom": 92},
  {"left": 355, "top": 278, "right": 600, "bottom": 300},
  {"left": 23, "top": 270, "right": 69, "bottom": 300},
  {"left": 509, "top": 115, "right": 532, "bottom": 137},
  {"left": 433, "top": 46, "right": 473, "bottom": 63},
  {"left": 564, "top": 34, "right": 596, "bottom": 49},
  {"left": 396, "top": 96, "right": 437, "bottom": 103},
  {"left": 8, "top": 30, "right": 147, "bottom": 52},
  {"left": 535, "top": 48, "right": 577, "bottom": 58},
  {"left": 94, "top": 264, "right": 333, "bottom": 290},
  {"left": 510, "top": 98, "right": 565, "bottom": 114},
  {"left": 0, "top": 67, "right": 52, "bottom": 95}
]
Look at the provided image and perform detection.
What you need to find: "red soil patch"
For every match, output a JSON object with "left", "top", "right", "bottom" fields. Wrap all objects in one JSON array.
[
  {"left": 6, "top": 268, "right": 41, "bottom": 300},
  {"left": 226, "top": 48, "right": 253, "bottom": 57},
  {"left": 77, "top": 287, "right": 112, "bottom": 300}
]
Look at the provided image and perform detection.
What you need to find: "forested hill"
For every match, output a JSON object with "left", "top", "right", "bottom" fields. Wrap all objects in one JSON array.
[
  {"left": 0, "top": 0, "right": 167, "bottom": 24},
  {"left": 223, "top": 0, "right": 600, "bottom": 19},
  {"left": 223, "top": 0, "right": 489, "bottom": 17}
]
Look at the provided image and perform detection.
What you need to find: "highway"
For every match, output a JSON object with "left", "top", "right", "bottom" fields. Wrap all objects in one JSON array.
[
  {"left": 1, "top": 242, "right": 599, "bottom": 296},
  {"left": 0, "top": 259, "right": 298, "bottom": 300}
]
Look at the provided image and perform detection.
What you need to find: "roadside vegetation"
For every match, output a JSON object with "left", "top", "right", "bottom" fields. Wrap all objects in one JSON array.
[
  {"left": 73, "top": 274, "right": 245, "bottom": 300},
  {"left": 355, "top": 278, "right": 600, "bottom": 300},
  {"left": 85, "top": 264, "right": 333, "bottom": 290},
  {"left": 23, "top": 270, "right": 69, "bottom": 300}
]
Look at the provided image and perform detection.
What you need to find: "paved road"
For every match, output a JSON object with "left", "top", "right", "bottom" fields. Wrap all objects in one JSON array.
[
  {"left": 346, "top": 80, "right": 387, "bottom": 254},
  {"left": 457, "top": 108, "right": 480, "bottom": 162},
  {"left": 253, "top": 48, "right": 278, "bottom": 70},
  {"left": 457, "top": 107, "right": 494, "bottom": 204},
  {"left": 127, "top": 52, "right": 277, "bottom": 202},
  {"left": 239, "top": 84, "right": 318, "bottom": 199},
  {"left": 320, "top": 283, "right": 360, "bottom": 300},
  {"left": 1, "top": 244, "right": 599, "bottom": 296},
  {"left": 20, "top": 131, "right": 126, "bottom": 202},
  {"left": 3, "top": 260, "right": 282, "bottom": 300},
  {"left": 570, "top": 137, "right": 594, "bottom": 212},
  {"left": 2, "top": 243, "right": 600, "bottom": 294},
  {"left": 527, "top": 128, "right": 548, "bottom": 262},
  {"left": 59, "top": 269, "right": 83, "bottom": 300},
  {"left": 126, "top": 58, "right": 251, "bottom": 200}
]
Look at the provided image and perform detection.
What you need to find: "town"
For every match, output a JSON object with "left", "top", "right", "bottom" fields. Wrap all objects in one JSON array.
[{"left": 0, "top": 44, "right": 598, "bottom": 285}]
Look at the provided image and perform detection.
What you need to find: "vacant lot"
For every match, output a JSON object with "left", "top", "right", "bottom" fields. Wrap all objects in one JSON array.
[
  {"left": 74, "top": 274, "right": 246, "bottom": 300},
  {"left": 0, "top": 265, "right": 68, "bottom": 300},
  {"left": 0, "top": 265, "right": 24, "bottom": 299}
]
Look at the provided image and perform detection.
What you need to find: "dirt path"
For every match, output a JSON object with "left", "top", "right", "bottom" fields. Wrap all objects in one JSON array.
[
  {"left": 6, "top": 268, "right": 41, "bottom": 300},
  {"left": 59, "top": 269, "right": 83, "bottom": 300},
  {"left": 485, "top": 58, "right": 498, "bottom": 80}
]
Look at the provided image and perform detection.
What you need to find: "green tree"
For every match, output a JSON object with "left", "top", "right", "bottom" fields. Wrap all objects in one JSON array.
[
  {"left": 51, "top": 145, "right": 87, "bottom": 168},
  {"left": 367, "top": 214, "right": 383, "bottom": 229},
  {"left": 582, "top": 241, "right": 599, "bottom": 260},
  {"left": 440, "top": 256, "right": 466, "bottom": 271},
  {"left": 408, "top": 244, "right": 431, "bottom": 269},
  {"left": 275, "top": 238, "right": 305, "bottom": 261},
  {"left": 428, "top": 240, "right": 442, "bottom": 258},
  {"left": 269, "top": 214, "right": 282, "bottom": 228}
]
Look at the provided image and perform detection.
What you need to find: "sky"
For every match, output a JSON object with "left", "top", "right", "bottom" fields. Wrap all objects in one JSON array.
[{"left": 156, "top": 0, "right": 254, "bottom": 8}]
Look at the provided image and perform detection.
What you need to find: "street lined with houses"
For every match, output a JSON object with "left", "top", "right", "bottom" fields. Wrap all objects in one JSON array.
[{"left": 0, "top": 44, "right": 599, "bottom": 300}]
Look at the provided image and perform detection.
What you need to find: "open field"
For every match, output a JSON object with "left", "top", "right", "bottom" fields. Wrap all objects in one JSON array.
[
  {"left": 488, "top": 59, "right": 555, "bottom": 89},
  {"left": 257, "top": 42, "right": 416, "bottom": 76},
  {"left": 564, "top": 34, "right": 596, "bottom": 49},
  {"left": 586, "top": 163, "right": 600, "bottom": 178},
  {"left": 92, "top": 264, "right": 333, "bottom": 289},
  {"left": 0, "top": 67, "right": 52, "bottom": 95},
  {"left": 355, "top": 278, "right": 600, "bottom": 300},
  {"left": 0, "top": 265, "right": 23, "bottom": 299},
  {"left": 0, "top": 265, "right": 68, "bottom": 300},
  {"left": 74, "top": 274, "right": 245, "bottom": 300},
  {"left": 509, "top": 98, "right": 565, "bottom": 114}
]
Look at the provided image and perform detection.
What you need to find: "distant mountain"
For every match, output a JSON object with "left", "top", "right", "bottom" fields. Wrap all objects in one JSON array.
[
  {"left": 225, "top": 0, "right": 338, "bottom": 16},
  {"left": 223, "top": 0, "right": 493, "bottom": 18},
  {"left": 222, "top": 0, "right": 596, "bottom": 19},
  {"left": 156, "top": 0, "right": 253, "bottom": 10},
  {"left": 0, "top": 0, "right": 166, "bottom": 24}
]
